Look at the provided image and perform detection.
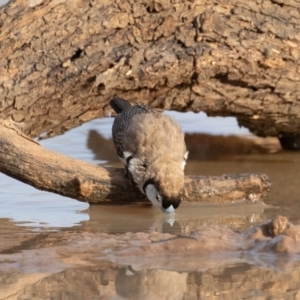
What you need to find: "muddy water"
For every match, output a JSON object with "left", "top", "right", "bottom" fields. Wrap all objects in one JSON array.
[{"left": 1, "top": 112, "right": 300, "bottom": 299}]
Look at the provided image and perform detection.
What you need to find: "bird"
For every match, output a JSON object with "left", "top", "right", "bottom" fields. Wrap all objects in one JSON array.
[{"left": 109, "top": 97, "right": 188, "bottom": 213}]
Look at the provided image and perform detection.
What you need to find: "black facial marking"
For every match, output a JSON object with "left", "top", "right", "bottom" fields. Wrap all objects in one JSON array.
[
  {"left": 162, "top": 198, "right": 181, "bottom": 210},
  {"left": 172, "top": 201, "right": 181, "bottom": 209},
  {"left": 162, "top": 200, "right": 172, "bottom": 209}
]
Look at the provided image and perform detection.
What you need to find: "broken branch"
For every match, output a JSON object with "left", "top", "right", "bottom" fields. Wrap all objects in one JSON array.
[{"left": 0, "top": 121, "right": 271, "bottom": 204}]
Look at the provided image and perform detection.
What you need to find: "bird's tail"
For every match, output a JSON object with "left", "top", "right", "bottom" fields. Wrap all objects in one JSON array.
[{"left": 109, "top": 97, "right": 132, "bottom": 114}]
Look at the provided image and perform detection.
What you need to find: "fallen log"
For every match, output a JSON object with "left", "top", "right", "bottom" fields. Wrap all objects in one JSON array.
[
  {"left": 0, "top": 0, "right": 300, "bottom": 142},
  {"left": 0, "top": 120, "right": 271, "bottom": 204}
]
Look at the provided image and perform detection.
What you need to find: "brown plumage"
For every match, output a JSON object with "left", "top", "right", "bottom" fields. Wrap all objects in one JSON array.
[
  {"left": 124, "top": 113, "right": 186, "bottom": 194},
  {"left": 110, "top": 97, "right": 188, "bottom": 212}
]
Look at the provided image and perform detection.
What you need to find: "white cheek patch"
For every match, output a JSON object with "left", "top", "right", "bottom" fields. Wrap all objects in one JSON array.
[
  {"left": 145, "top": 184, "right": 163, "bottom": 210},
  {"left": 145, "top": 184, "right": 175, "bottom": 214}
]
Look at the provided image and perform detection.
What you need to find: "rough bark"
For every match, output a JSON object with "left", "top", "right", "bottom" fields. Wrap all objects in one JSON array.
[
  {"left": 0, "top": 120, "right": 271, "bottom": 204},
  {"left": 0, "top": 0, "right": 300, "bottom": 139}
]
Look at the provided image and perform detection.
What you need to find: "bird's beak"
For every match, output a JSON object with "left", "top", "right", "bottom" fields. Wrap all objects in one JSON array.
[{"left": 162, "top": 205, "right": 175, "bottom": 214}]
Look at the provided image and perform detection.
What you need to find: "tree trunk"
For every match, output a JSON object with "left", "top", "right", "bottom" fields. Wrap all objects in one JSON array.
[
  {"left": 0, "top": 121, "right": 271, "bottom": 204},
  {"left": 0, "top": 0, "right": 300, "bottom": 140}
]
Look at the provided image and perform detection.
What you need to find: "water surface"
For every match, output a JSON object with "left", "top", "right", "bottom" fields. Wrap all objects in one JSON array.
[{"left": 1, "top": 112, "right": 300, "bottom": 299}]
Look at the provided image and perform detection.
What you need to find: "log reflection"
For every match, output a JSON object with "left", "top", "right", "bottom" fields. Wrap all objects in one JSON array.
[{"left": 87, "top": 130, "right": 280, "bottom": 165}]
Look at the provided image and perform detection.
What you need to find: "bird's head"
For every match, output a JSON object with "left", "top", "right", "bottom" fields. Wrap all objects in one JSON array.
[{"left": 143, "top": 160, "right": 185, "bottom": 213}]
